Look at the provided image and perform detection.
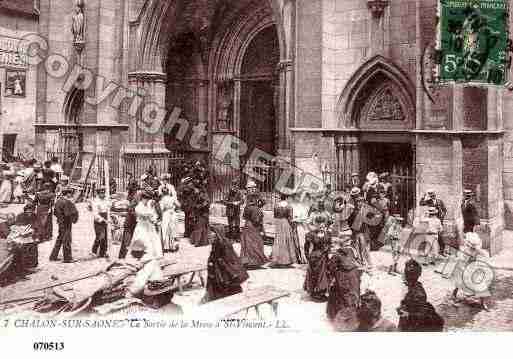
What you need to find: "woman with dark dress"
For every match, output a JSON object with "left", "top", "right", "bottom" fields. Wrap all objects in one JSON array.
[
  {"left": 33, "top": 182, "right": 55, "bottom": 242},
  {"left": 271, "top": 193, "right": 297, "bottom": 267},
  {"left": 202, "top": 225, "right": 249, "bottom": 303},
  {"left": 397, "top": 259, "right": 444, "bottom": 332},
  {"left": 327, "top": 229, "right": 362, "bottom": 325},
  {"left": 190, "top": 191, "right": 210, "bottom": 247},
  {"left": 240, "top": 193, "right": 268, "bottom": 269},
  {"left": 303, "top": 215, "right": 331, "bottom": 302}
]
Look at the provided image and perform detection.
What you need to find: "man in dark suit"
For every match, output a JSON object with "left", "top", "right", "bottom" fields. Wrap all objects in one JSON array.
[
  {"left": 225, "top": 179, "right": 243, "bottom": 240},
  {"left": 50, "top": 187, "right": 79, "bottom": 262},
  {"left": 461, "top": 189, "right": 479, "bottom": 233}
]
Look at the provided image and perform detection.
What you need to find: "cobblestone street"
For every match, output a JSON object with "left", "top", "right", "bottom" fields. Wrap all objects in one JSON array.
[{"left": 2, "top": 203, "right": 513, "bottom": 332}]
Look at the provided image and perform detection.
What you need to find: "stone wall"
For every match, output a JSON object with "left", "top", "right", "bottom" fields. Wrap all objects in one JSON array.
[{"left": 0, "top": 12, "right": 38, "bottom": 157}]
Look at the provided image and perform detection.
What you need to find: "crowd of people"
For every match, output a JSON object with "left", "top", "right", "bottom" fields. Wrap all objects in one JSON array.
[{"left": 1, "top": 156, "right": 492, "bottom": 329}]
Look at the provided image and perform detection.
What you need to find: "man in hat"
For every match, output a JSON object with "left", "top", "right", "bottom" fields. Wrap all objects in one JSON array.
[
  {"left": 91, "top": 186, "right": 111, "bottom": 258},
  {"left": 420, "top": 189, "right": 447, "bottom": 255},
  {"left": 357, "top": 290, "right": 396, "bottom": 332},
  {"left": 461, "top": 189, "right": 479, "bottom": 233},
  {"left": 50, "top": 187, "right": 79, "bottom": 263},
  {"left": 126, "top": 172, "right": 139, "bottom": 201},
  {"left": 225, "top": 178, "right": 243, "bottom": 240}
]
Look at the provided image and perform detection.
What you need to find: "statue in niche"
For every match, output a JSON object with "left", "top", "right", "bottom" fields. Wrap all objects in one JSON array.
[
  {"left": 217, "top": 84, "right": 233, "bottom": 131},
  {"left": 71, "top": 0, "right": 85, "bottom": 44}
]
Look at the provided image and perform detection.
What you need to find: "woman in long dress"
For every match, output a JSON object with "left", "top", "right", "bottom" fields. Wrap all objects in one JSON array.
[
  {"left": 160, "top": 187, "right": 180, "bottom": 253},
  {"left": 0, "top": 170, "right": 14, "bottom": 203},
  {"left": 271, "top": 193, "right": 297, "bottom": 267},
  {"left": 451, "top": 232, "right": 491, "bottom": 310},
  {"left": 132, "top": 190, "right": 163, "bottom": 259},
  {"left": 303, "top": 216, "right": 330, "bottom": 302},
  {"left": 290, "top": 192, "right": 309, "bottom": 263},
  {"left": 34, "top": 182, "right": 55, "bottom": 242},
  {"left": 202, "top": 225, "right": 249, "bottom": 303},
  {"left": 240, "top": 193, "right": 268, "bottom": 269},
  {"left": 327, "top": 232, "right": 362, "bottom": 326}
]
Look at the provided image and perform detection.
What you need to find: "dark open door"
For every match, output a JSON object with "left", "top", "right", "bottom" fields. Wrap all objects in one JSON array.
[
  {"left": 240, "top": 80, "right": 276, "bottom": 159},
  {"left": 2, "top": 134, "right": 17, "bottom": 162}
]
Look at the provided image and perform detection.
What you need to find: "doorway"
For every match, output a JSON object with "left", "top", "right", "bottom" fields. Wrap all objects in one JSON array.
[
  {"left": 361, "top": 142, "right": 416, "bottom": 220},
  {"left": 240, "top": 80, "right": 276, "bottom": 158}
]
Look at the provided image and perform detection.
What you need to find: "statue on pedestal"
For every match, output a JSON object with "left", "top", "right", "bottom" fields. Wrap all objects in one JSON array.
[{"left": 71, "top": 0, "right": 86, "bottom": 52}]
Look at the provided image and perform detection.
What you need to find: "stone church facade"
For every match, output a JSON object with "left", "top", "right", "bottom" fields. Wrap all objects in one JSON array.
[{"left": 24, "top": 0, "right": 513, "bottom": 254}]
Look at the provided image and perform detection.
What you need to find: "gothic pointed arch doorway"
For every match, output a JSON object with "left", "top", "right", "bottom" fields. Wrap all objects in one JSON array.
[{"left": 337, "top": 56, "right": 416, "bottom": 220}]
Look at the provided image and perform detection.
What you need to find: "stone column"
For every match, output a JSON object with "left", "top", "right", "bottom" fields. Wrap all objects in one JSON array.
[
  {"left": 128, "top": 72, "right": 167, "bottom": 148},
  {"left": 276, "top": 60, "right": 294, "bottom": 158},
  {"left": 335, "top": 134, "right": 359, "bottom": 186}
]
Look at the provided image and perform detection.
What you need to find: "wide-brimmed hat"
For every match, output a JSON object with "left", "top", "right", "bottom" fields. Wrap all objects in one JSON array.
[
  {"left": 246, "top": 180, "right": 257, "bottom": 189},
  {"left": 427, "top": 189, "right": 435, "bottom": 195},
  {"left": 130, "top": 239, "right": 147, "bottom": 253},
  {"left": 464, "top": 232, "right": 481, "bottom": 248},
  {"left": 350, "top": 187, "right": 361, "bottom": 196},
  {"left": 61, "top": 186, "right": 74, "bottom": 195},
  {"left": 351, "top": 172, "right": 359, "bottom": 177},
  {"left": 143, "top": 279, "right": 175, "bottom": 297},
  {"left": 60, "top": 175, "right": 69, "bottom": 182},
  {"left": 464, "top": 189, "right": 474, "bottom": 197},
  {"left": 366, "top": 172, "right": 378, "bottom": 184}
]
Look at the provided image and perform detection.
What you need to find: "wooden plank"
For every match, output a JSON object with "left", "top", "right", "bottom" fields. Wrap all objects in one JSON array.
[
  {"left": 194, "top": 285, "right": 290, "bottom": 320},
  {"left": 162, "top": 263, "right": 206, "bottom": 278}
]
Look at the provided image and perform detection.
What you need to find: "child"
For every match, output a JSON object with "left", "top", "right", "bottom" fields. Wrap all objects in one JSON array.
[
  {"left": 451, "top": 232, "right": 491, "bottom": 311},
  {"left": 384, "top": 215, "right": 403, "bottom": 275},
  {"left": 13, "top": 173, "right": 25, "bottom": 203}
]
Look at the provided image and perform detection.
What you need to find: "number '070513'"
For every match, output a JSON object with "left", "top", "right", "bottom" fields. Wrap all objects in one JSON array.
[{"left": 33, "top": 342, "right": 64, "bottom": 351}]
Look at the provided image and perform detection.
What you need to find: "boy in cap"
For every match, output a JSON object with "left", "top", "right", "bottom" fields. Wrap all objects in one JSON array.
[
  {"left": 384, "top": 215, "right": 404, "bottom": 275},
  {"left": 50, "top": 186, "right": 79, "bottom": 263}
]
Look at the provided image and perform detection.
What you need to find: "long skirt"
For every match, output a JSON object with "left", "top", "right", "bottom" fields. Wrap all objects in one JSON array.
[
  {"left": 451, "top": 258, "right": 491, "bottom": 298},
  {"left": 327, "top": 270, "right": 361, "bottom": 321},
  {"left": 132, "top": 221, "right": 163, "bottom": 259},
  {"left": 353, "top": 232, "right": 372, "bottom": 268},
  {"left": 161, "top": 209, "right": 177, "bottom": 251},
  {"left": 304, "top": 249, "right": 329, "bottom": 296},
  {"left": 34, "top": 205, "right": 53, "bottom": 241},
  {"left": 271, "top": 218, "right": 297, "bottom": 266},
  {"left": 0, "top": 180, "right": 12, "bottom": 203},
  {"left": 294, "top": 223, "right": 308, "bottom": 264},
  {"left": 191, "top": 214, "right": 210, "bottom": 247},
  {"left": 418, "top": 234, "right": 439, "bottom": 264},
  {"left": 240, "top": 221, "right": 268, "bottom": 267}
]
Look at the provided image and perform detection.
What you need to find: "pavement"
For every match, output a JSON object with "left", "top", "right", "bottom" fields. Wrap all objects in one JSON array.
[{"left": 1, "top": 202, "right": 513, "bottom": 331}]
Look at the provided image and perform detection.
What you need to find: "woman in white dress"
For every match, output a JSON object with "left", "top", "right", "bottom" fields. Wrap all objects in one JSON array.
[
  {"left": 0, "top": 170, "right": 14, "bottom": 203},
  {"left": 160, "top": 187, "right": 180, "bottom": 253},
  {"left": 132, "top": 190, "right": 163, "bottom": 259},
  {"left": 451, "top": 232, "right": 491, "bottom": 310},
  {"left": 290, "top": 191, "right": 309, "bottom": 263}
]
